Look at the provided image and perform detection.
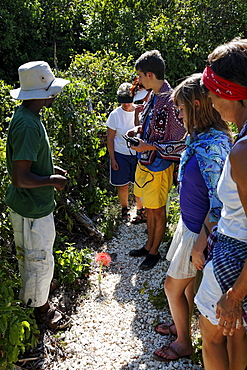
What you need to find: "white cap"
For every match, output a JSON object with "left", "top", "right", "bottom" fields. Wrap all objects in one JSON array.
[{"left": 133, "top": 89, "right": 149, "bottom": 102}]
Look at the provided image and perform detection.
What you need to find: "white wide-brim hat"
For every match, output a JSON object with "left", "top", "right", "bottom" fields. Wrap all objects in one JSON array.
[
  {"left": 10, "top": 61, "right": 70, "bottom": 100},
  {"left": 133, "top": 88, "right": 149, "bottom": 102}
]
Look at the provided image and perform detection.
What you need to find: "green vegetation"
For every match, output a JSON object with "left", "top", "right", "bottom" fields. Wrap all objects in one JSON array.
[
  {"left": 0, "top": 261, "right": 39, "bottom": 369},
  {"left": 164, "top": 185, "right": 181, "bottom": 245},
  {"left": 54, "top": 244, "right": 92, "bottom": 285},
  {"left": 1, "top": 0, "right": 246, "bottom": 86},
  {"left": 0, "top": 0, "right": 246, "bottom": 366}
]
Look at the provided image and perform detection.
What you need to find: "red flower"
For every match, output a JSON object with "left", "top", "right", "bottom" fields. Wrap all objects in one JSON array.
[{"left": 95, "top": 252, "right": 111, "bottom": 267}]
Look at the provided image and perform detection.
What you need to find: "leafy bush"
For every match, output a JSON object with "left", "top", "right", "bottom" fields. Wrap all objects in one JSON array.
[
  {"left": 42, "top": 50, "right": 134, "bottom": 236},
  {"left": 0, "top": 81, "right": 17, "bottom": 252},
  {"left": 0, "top": 0, "right": 88, "bottom": 83},
  {"left": 137, "top": 0, "right": 247, "bottom": 86},
  {"left": 0, "top": 261, "right": 39, "bottom": 369},
  {"left": 1, "top": 0, "right": 247, "bottom": 86},
  {"left": 54, "top": 244, "right": 92, "bottom": 286}
]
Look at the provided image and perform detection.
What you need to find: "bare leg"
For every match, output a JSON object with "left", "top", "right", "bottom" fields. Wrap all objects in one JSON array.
[
  {"left": 145, "top": 206, "right": 166, "bottom": 254},
  {"left": 156, "top": 278, "right": 195, "bottom": 336},
  {"left": 155, "top": 276, "right": 194, "bottom": 359},
  {"left": 185, "top": 279, "right": 195, "bottom": 327},
  {"left": 199, "top": 314, "right": 229, "bottom": 370},
  {"left": 135, "top": 196, "right": 143, "bottom": 210},
  {"left": 227, "top": 327, "right": 247, "bottom": 370},
  {"left": 145, "top": 208, "right": 155, "bottom": 251},
  {"left": 117, "top": 184, "right": 129, "bottom": 208}
]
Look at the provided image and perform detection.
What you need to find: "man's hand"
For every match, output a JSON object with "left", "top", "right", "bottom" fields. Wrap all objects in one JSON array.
[
  {"left": 54, "top": 165, "right": 67, "bottom": 176},
  {"left": 51, "top": 174, "right": 67, "bottom": 191},
  {"left": 12, "top": 160, "right": 67, "bottom": 190},
  {"left": 216, "top": 289, "right": 243, "bottom": 336}
]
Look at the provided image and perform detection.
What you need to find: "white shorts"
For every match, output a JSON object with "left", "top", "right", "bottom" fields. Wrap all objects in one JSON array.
[
  {"left": 10, "top": 210, "right": 55, "bottom": 307},
  {"left": 166, "top": 217, "right": 198, "bottom": 279},
  {"left": 194, "top": 260, "right": 222, "bottom": 326}
]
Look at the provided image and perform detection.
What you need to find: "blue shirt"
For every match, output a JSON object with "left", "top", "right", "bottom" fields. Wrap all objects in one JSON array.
[{"left": 180, "top": 155, "right": 209, "bottom": 233}]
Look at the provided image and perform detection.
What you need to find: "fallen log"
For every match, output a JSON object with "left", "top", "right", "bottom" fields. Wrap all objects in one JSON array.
[{"left": 61, "top": 196, "right": 104, "bottom": 244}]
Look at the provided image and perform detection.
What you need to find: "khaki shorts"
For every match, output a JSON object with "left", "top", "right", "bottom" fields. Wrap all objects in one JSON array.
[
  {"left": 134, "top": 163, "right": 174, "bottom": 209},
  {"left": 10, "top": 210, "right": 55, "bottom": 307}
]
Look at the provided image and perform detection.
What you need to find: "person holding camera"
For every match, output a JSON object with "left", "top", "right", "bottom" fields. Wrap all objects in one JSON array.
[{"left": 128, "top": 50, "right": 186, "bottom": 270}]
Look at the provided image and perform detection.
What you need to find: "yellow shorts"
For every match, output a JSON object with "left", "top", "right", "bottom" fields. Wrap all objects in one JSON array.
[{"left": 134, "top": 163, "right": 174, "bottom": 209}]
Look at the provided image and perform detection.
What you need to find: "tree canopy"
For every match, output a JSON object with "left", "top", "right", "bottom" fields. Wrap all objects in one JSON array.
[{"left": 0, "top": 0, "right": 246, "bottom": 85}]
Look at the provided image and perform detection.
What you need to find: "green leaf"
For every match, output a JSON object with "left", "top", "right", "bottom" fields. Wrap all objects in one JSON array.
[{"left": 8, "top": 325, "right": 20, "bottom": 346}]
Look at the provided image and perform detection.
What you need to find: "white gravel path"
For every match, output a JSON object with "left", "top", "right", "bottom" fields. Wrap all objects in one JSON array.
[{"left": 48, "top": 213, "right": 205, "bottom": 370}]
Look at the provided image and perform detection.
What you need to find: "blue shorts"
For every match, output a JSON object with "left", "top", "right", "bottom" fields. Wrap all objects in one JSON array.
[{"left": 110, "top": 151, "right": 137, "bottom": 186}]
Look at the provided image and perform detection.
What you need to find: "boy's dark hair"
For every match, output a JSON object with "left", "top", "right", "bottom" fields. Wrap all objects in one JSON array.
[{"left": 135, "top": 50, "right": 165, "bottom": 80}]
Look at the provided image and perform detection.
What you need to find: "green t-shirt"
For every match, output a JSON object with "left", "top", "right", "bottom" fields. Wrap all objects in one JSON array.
[{"left": 5, "top": 105, "right": 55, "bottom": 218}]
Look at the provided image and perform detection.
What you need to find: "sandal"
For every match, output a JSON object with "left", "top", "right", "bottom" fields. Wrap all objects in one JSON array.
[
  {"left": 35, "top": 307, "right": 72, "bottom": 330},
  {"left": 153, "top": 344, "right": 192, "bottom": 362},
  {"left": 131, "top": 208, "right": 147, "bottom": 224},
  {"left": 121, "top": 207, "right": 130, "bottom": 220},
  {"left": 154, "top": 322, "right": 177, "bottom": 336}
]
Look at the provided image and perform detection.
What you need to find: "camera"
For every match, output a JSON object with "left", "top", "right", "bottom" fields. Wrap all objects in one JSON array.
[{"left": 122, "top": 135, "right": 140, "bottom": 146}]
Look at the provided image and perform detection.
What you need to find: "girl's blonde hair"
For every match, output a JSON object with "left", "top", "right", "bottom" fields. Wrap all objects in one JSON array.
[{"left": 173, "top": 73, "right": 232, "bottom": 137}]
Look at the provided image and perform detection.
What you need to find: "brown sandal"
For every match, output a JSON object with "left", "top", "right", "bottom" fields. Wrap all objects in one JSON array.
[
  {"left": 153, "top": 344, "right": 192, "bottom": 362},
  {"left": 131, "top": 208, "right": 147, "bottom": 224},
  {"left": 154, "top": 322, "right": 177, "bottom": 336},
  {"left": 35, "top": 308, "right": 72, "bottom": 330}
]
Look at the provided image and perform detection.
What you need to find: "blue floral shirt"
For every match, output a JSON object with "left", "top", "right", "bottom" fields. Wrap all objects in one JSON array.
[{"left": 178, "top": 128, "right": 232, "bottom": 222}]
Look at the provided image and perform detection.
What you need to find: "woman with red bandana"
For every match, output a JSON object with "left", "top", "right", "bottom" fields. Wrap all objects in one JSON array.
[{"left": 195, "top": 38, "right": 247, "bottom": 370}]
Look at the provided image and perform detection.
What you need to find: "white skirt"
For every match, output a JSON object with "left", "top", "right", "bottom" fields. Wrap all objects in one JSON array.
[{"left": 166, "top": 217, "right": 198, "bottom": 279}]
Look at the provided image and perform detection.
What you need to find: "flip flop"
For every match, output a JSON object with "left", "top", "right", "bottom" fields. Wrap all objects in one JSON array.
[
  {"left": 154, "top": 322, "right": 177, "bottom": 336},
  {"left": 152, "top": 344, "right": 192, "bottom": 362}
]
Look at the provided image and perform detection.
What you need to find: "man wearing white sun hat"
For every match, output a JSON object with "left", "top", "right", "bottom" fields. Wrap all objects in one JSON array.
[{"left": 6, "top": 61, "right": 71, "bottom": 330}]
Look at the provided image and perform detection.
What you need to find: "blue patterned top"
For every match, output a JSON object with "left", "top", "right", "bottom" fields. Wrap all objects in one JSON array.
[{"left": 178, "top": 128, "right": 232, "bottom": 222}]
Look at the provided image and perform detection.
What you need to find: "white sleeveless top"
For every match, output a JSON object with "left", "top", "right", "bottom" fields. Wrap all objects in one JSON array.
[{"left": 217, "top": 135, "right": 247, "bottom": 242}]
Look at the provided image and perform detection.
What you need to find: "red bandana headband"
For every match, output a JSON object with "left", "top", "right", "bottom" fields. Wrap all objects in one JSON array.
[{"left": 202, "top": 65, "right": 247, "bottom": 100}]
